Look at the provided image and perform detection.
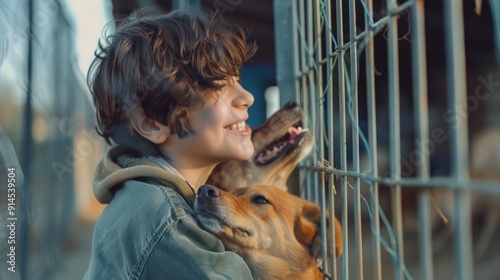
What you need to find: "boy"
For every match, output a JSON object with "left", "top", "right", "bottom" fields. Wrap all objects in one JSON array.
[{"left": 84, "top": 10, "right": 256, "bottom": 279}]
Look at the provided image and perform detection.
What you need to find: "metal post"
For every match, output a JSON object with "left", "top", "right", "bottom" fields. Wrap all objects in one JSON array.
[
  {"left": 443, "top": 0, "right": 473, "bottom": 279},
  {"left": 304, "top": 0, "right": 316, "bottom": 203},
  {"left": 365, "top": 0, "right": 382, "bottom": 279},
  {"left": 348, "top": 0, "right": 363, "bottom": 279},
  {"left": 20, "top": 0, "right": 35, "bottom": 277},
  {"left": 274, "top": 0, "right": 298, "bottom": 106},
  {"left": 304, "top": 0, "right": 317, "bottom": 204},
  {"left": 325, "top": 0, "right": 337, "bottom": 277},
  {"left": 335, "top": 0, "right": 349, "bottom": 278},
  {"left": 386, "top": 0, "right": 404, "bottom": 278},
  {"left": 411, "top": 1, "right": 433, "bottom": 279},
  {"left": 311, "top": 0, "right": 327, "bottom": 274}
]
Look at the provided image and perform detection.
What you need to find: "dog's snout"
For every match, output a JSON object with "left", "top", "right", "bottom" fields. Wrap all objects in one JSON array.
[
  {"left": 198, "top": 185, "right": 220, "bottom": 199},
  {"left": 283, "top": 100, "right": 298, "bottom": 110}
]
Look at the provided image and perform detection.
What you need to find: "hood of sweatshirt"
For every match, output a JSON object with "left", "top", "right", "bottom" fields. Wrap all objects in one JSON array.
[{"left": 93, "top": 145, "right": 197, "bottom": 207}]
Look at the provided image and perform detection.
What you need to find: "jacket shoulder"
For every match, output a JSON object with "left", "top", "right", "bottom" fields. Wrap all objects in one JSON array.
[{"left": 85, "top": 180, "right": 196, "bottom": 279}]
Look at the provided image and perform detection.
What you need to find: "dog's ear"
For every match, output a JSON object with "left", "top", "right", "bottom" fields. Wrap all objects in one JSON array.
[
  {"left": 295, "top": 201, "right": 322, "bottom": 254},
  {"left": 295, "top": 201, "right": 343, "bottom": 259},
  {"left": 310, "top": 215, "right": 343, "bottom": 259}
]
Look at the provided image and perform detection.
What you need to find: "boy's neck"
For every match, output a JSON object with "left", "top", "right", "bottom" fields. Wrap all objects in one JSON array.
[
  {"left": 175, "top": 166, "right": 215, "bottom": 190},
  {"left": 157, "top": 149, "right": 216, "bottom": 191}
]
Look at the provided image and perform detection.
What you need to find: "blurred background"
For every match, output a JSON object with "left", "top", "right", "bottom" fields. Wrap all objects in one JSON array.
[{"left": 0, "top": 0, "right": 499, "bottom": 279}]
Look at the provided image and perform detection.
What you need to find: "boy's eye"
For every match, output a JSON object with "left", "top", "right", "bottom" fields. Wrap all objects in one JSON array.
[{"left": 252, "top": 195, "right": 268, "bottom": 205}]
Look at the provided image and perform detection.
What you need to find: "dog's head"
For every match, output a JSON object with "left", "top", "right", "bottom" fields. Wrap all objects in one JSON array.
[
  {"left": 208, "top": 101, "right": 314, "bottom": 191},
  {"left": 194, "top": 184, "right": 342, "bottom": 264}
]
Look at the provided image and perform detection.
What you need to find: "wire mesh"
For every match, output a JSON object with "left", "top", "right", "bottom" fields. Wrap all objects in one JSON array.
[{"left": 275, "top": 0, "right": 500, "bottom": 279}]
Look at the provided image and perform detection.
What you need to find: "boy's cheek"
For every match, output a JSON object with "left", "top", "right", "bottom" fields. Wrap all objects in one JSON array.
[{"left": 197, "top": 105, "right": 226, "bottom": 128}]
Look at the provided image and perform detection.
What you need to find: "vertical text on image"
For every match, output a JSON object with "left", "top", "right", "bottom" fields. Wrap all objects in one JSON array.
[{"left": 6, "top": 167, "right": 17, "bottom": 272}]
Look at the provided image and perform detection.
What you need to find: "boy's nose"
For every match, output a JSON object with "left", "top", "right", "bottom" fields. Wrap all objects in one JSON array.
[
  {"left": 233, "top": 87, "right": 254, "bottom": 109},
  {"left": 197, "top": 185, "right": 220, "bottom": 200}
]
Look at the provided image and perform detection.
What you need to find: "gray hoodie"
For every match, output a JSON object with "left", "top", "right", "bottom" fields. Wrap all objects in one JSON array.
[{"left": 83, "top": 145, "right": 252, "bottom": 280}]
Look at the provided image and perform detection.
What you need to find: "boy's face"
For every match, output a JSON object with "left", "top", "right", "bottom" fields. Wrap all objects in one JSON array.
[{"left": 167, "top": 77, "right": 255, "bottom": 165}]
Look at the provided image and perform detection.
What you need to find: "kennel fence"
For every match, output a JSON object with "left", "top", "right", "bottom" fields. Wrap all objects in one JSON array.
[{"left": 274, "top": 0, "right": 500, "bottom": 279}]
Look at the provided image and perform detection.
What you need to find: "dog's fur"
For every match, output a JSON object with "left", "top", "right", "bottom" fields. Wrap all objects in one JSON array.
[
  {"left": 208, "top": 101, "right": 314, "bottom": 192},
  {"left": 195, "top": 184, "right": 342, "bottom": 280}
]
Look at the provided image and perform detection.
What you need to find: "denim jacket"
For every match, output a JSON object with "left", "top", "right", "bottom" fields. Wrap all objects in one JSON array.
[{"left": 83, "top": 146, "right": 252, "bottom": 280}]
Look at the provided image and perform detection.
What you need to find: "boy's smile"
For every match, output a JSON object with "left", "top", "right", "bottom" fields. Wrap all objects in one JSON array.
[
  {"left": 224, "top": 120, "right": 251, "bottom": 133},
  {"left": 212, "top": 77, "right": 254, "bottom": 160}
]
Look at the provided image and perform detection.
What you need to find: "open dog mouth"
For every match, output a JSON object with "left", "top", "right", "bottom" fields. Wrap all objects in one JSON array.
[{"left": 254, "top": 120, "right": 310, "bottom": 166}]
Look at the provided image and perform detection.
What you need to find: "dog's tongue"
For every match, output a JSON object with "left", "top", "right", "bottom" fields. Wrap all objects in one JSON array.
[{"left": 288, "top": 127, "right": 300, "bottom": 139}]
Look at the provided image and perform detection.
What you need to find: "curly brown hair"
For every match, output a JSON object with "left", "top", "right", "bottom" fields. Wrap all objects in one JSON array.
[{"left": 88, "top": 9, "right": 257, "bottom": 144}]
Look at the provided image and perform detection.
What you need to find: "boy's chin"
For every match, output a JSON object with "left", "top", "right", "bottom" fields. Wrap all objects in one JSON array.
[
  {"left": 226, "top": 145, "right": 254, "bottom": 161},
  {"left": 234, "top": 148, "right": 254, "bottom": 161}
]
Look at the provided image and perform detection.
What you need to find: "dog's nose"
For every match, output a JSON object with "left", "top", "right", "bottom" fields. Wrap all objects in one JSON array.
[
  {"left": 197, "top": 185, "right": 220, "bottom": 199},
  {"left": 283, "top": 100, "right": 298, "bottom": 110}
]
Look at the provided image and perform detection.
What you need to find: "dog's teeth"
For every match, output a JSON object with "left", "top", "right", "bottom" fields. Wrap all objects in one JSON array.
[
  {"left": 272, "top": 146, "right": 280, "bottom": 152},
  {"left": 298, "top": 126, "right": 303, "bottom": 132}
]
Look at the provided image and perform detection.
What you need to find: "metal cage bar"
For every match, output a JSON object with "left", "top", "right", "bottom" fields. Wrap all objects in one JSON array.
[
  {"left": 443, "top": 0, "right": 474, "bottom": 279},
  {"left": 334, "top": 0, "right": 349, "bottom": 278},
  {"left": 386, "top": 0, "right": 405, "bottom": 279},
  {"left": 324, "top": 0, "right": 338, "bottom": 277},
  {"left": 411, "top": 1, "right": 434, "bottom": 279},
  {"left": 311, "top": 0, "right": 321, "bottom": 206},
  {"left": 272, "top": 0, "right": 494, "bottom": 279},
  {"left": 348, "top": 0, "right": 363, "bottom": 278},
  {"left": 363, "top": 0, "right": 382, "bottom": 279}
]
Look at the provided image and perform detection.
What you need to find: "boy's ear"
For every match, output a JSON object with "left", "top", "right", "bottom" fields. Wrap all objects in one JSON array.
[{"left": 129, "top": 109, "right": 170, "bottom": 144}]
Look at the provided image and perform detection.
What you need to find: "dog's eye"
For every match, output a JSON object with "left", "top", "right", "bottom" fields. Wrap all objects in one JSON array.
[{"left": 252, "top": 195, "right": 269, "bottom": 205}]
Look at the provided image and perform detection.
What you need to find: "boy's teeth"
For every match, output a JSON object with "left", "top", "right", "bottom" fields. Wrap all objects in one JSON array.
[{"left": 228, "top": 121, "right": 246, "bottom": 131}]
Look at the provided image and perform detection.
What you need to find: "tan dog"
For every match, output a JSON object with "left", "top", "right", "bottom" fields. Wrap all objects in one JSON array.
[
  {"left": 205, "top": 101, "right": 341, "bottom": 278},
  {"left": 194, "top": 184, "right": 342, "bottom": 280},
  {"left": 208, "top": 101, "right": 314, "bottom": 192}
]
